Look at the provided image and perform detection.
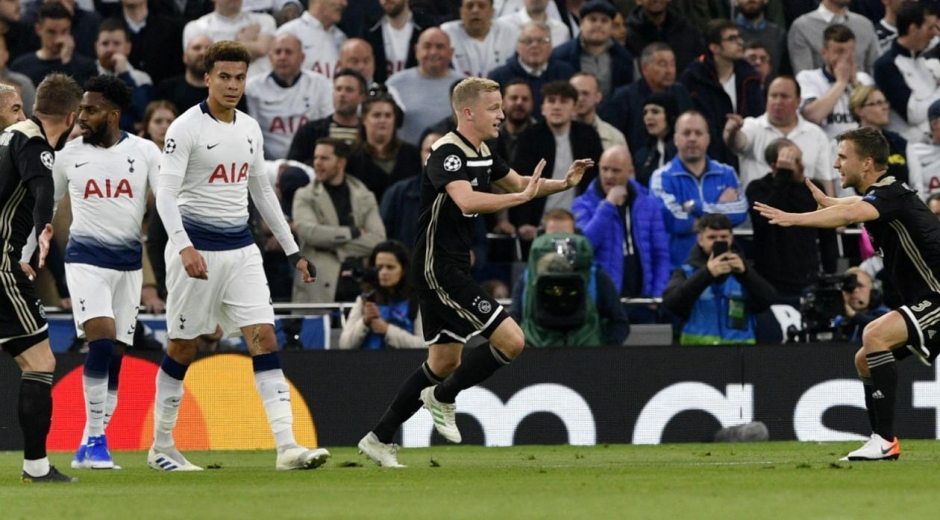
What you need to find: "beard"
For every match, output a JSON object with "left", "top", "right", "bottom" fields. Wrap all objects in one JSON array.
[{"left": 83, "top": 123, "right": 109, "bottom": 147}]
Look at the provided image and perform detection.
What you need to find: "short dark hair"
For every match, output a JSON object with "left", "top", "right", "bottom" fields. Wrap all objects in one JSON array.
[
  {"left": 837, "top": 127, "right": 890, "bottom": 171},
  {"left": 744, "top": 40, "right": 768, "bottom": 52},
  {"left": 540, "top": 80, "right": 578, "bottom": 102},
  {"left": 35, "top": 73, "right": 83, "bottom": 117},
  {"left": 83, "top": 75, "right": 133, "bottom": 113},
  {"left": 203, "top": 41, "right": 251, "bottom": 74},
  {"left": 764, "top": 137, "right": 797, "bottom": 165},
  {"left": 315, "top": 137, "right": 351, "bottom": 160},
  {"left": 640, "top": 42, "right": 672, "bottom": 65},
  {"left": 334, "top": 68, "right": 367, "bottom": 95},
  {"left": 38, "top": 1, "right": 71, "bottom": 23},
  {"left": 503, "top": 77, "right": 533, "bottom": 95},
  {"left": 770, "top": 74, "right": 801, "bottom": 98},
  {"left": 823, "top": 24, "right": 855, "bottom": 46},
  {"left": 97, "top": 17, "right": 130, "bottom": 41},
  {"left": 696, "top": 213, "right": 733, "bottom": 233},
  {"left": 897, "top": 1, "right": 933, "bottom": 38},
  {"left": 705, "top": 19, "right": 738, "bottom": 47}
]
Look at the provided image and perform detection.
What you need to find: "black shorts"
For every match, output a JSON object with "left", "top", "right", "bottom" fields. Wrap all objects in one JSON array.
[
  {"left": 0, "top": 268, "right": 48, "bottom": 357},
  {"left": 897, "top": 294, "right": 940, "bottom": 364},
  {"left": 418, "top": 269, "right": 509, "bottom": 346}
]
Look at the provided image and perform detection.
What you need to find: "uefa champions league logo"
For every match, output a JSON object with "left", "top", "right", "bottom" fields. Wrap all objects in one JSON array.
[
  {"left": 443, "top": 155, "right": 461, "bottom": 172},
  {"left": 164, "top": 139, "right": 176, "bottom": 154}
]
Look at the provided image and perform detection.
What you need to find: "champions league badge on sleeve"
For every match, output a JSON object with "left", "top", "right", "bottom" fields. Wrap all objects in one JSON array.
[
  {"left": 40, "top": 151, "right": 54, "bottom": 170},
  {"left": 444, "top": 155, "right": 462, "bottom": 172},
  {"left": 164, "top": 139, "right": 177, "bottom": 154}
]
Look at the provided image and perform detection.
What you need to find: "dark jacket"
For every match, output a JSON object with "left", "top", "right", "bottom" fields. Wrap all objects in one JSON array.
[
  {"left": 126, "top": 12, "right": 185, "bottom": 86},
  {"left": 287, "top": 116, "right": 356, "bottom": 165},
  {"left": 365, "top": 10, "right": 436, "bottom": 85},
  {"left": 550, "top": 37, "right": 634, "bottom": 95},
  {"left": 599, "top": 78, "right": 693, "bottom": 153},
  {"left": 634, "top": 139, "right": 677, "bottom": 188},
  {"left": 745, "top": 171, "right": 839, "bottom": 298},
  {"left": 624, "top": 5, "right": 706, "bottom": 75},
  {"left": 488, "top": 55, "right": 576, "bottom": 113},
  {"left": 347, "top": 141, "right": 422, "bottom": 204},
  {"left": 681, "top": 54, "right": 764, "bottom": 167},
  {"left": 509, "top": 121, "right": 603, "bottom": 228}
]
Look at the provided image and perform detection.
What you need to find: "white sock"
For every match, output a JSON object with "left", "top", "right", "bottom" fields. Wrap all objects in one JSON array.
[
  {"left": 83, "top": 374, "right": 108, "bottom": 438},
  {"left": 153, "top": 369, "right": 185, "bottom": 449},
  {"left": 23, "top": 457, "right": 50, "bottom": 477},
  {"left": 104, "top": 389, "right": 118, "bottom": 431},
  {"left": 254, "top": 369, "right": 296, "bottom": 450}
]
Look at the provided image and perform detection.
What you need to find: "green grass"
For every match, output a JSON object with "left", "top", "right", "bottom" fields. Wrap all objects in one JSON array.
[{"left": 2, "top": 441, "right": 940, "bottom": 519}]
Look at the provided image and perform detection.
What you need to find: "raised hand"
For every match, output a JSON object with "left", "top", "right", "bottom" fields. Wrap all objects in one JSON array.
[
  {"left": 564, "top": 158, "right": 595, "bottom": 189},
  {"left": 521, "top": 161, "right": 545, "bottom": 202},
  {"left": 753, "top": 201, "right": 795, "bottom": 227}
]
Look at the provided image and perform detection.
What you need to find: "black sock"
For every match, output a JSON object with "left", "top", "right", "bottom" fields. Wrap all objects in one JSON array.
[
  {"left": 19, "top": 372, "right": 53, "bottom": 461},
  {"left": 866, "top": 352, "right": 898, "bottom": 440},
  {"left": 373, "top": 362, "right": 443, "bottom": 444},
  {"left": 434, "top": 343, "right": 511, "bottom": 404},
  {"left": 860, "top": 376, "right": 877, "bottom": 433}
]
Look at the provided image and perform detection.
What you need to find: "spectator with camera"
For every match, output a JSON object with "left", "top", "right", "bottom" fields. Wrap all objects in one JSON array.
[
  {"left": 339, "top": 241, "right": 424, "bottom": 350},
  {"left": 746, "top": 138, "right": 838, "bottom": 300},
  {"left": 834, "top": 267, "right": 889, "bottom": 344},
  {"left": 662, "top": 213, "right": 778, "bottom": 345},
  {"left": 509, "top": 209, "right": 629, "bottom": 347}
]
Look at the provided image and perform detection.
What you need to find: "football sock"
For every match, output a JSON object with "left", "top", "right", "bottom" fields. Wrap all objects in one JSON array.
[
  {"left": 373, "top": 362, "right": 444, "bottom": 444},
  {"left": 252, "top": 353, "right": 297, "bottom": 451},
  {"left": 83, "top": 339, "right": 114, "bottom": 438},
  {"left": 153, "top": 355, "right": 188, "bottom": 449},
  {"left": 866, "top": 351, "right": 898, "bottom": 441},
  {"left": 434, "top": 343, "right": 511, "bottom": 404},
  {"left": 859, "top": 375, "right": 877, "bottom": 433},
  {"left": 20, "top": 372, "right": 53, "bottom": 474},
  {"left": 105, "top": 354, "right": 123, "bottom": 431}
]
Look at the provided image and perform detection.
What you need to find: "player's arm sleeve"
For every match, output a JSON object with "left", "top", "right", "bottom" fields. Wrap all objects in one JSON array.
[
  {"left": 248, "top": 144, "right": 300, "bottom": 257},
  {"left": 157, "top": 123, "right": 194, "bottom": 253},
  {"left": 145, "top": 142, "right": 161, "bottom": 196},
  {"left": 490, "top": 152, "right": 511, "bottom": 182},
  {"left": 17, "top": 141, "right": 55, "bottom": 241},
  {"left": 427, "top": 144, "right": 470, "bottom": 191}
]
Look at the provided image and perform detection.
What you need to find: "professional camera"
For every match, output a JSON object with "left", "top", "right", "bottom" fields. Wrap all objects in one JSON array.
[
  {"left": 790, "top": 273, "right": 857, "bottom": 342},
  {"left": 338, "top": 264, "right": 380, "bottom": 302}
]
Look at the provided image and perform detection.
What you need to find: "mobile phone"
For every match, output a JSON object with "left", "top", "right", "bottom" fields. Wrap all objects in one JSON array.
[{"left": 712, "top": 240, "right": 729, "bottom": 257}]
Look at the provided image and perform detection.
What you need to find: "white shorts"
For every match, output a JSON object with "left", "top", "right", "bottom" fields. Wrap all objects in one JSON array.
[
  {"left": 64, "top": 263, "right": 142, "bottom": 346},
  {"left": 164, "top": 244, "right": 273, "bottom": 340}
]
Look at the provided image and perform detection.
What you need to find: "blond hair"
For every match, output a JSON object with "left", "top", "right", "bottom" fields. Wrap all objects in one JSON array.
[{"left": 451, "top": 77, "right": 501, "bottom": 114}]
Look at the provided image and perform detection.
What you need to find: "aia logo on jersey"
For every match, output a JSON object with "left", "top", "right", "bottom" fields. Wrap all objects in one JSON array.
[
  {"left": 270, "top": 115, "right": 309, "bottom": 134},
  {"left": 84, "top": 179, "right": 133, "bottom": 199},
  {"left": 929, "top": 177, "right": 940, "bottom": 192},
  {"left": 209, "top": 163, "right": 249, "bottom": 183},
  {"left": 310, "top": 61, "right": 336, "bottom": 78}
]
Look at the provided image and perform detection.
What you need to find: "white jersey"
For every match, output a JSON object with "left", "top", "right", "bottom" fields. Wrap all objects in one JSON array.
[
  {"left": 245, "top": 70, "right": 333, "bottom": 159},
  {"left": 906, "top": 141, "right": 940, "bottom": 200},
  {"left": 276, "top": 11, "right": 347, "bottom": 78},
  {"left": 160, "top": 102, "right": 266, "bottom": 251},
  {"left": 182, "top": 11, "right": 277, "bottom": 49},
  {"left": 498, "top": 10, "right": 570, "bottom": 48},
  {"left": 53, "top": 133, "right": 161, "bottom": 270},
  {"left": 441, "top": 19, "right": 519, "bottom": 78},
  {"left": 796, "top": 68, "right": 874, "bottom": 140}
]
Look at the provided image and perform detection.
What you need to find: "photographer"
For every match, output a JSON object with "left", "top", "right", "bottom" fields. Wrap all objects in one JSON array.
[
  {"left": 746, "top": 138, "right": 838, "bottom": 300},
  {"left": 339, "top": 241, "right": 424, "bottom": 350},
  {"left": 663, "top": 214, "right": 778, "bottom": 345},
  {"left": 834, "top": 268, "right": 889, "bottom": 344}
]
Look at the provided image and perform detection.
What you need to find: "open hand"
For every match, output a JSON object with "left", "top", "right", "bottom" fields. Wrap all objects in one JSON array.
[
  {"left": 753, "top": 201, "right": 795, "bottom": 226},
  {"left": 564, "top": 158, "right": 595, "bottom": 188}
]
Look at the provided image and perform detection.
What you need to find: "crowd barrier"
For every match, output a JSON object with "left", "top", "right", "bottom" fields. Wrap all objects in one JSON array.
[{"left": 2, "top": 345, "right": 938, "bottom": 452}]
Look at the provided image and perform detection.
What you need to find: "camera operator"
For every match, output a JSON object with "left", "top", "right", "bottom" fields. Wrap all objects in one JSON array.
[
  {"left": 747, "top": 138, "right": 838, "bottom": 300},
  {"left": 339, "top": 241, "right": 424, "bottom": 350},
  {"left": 834, "top": 267, "right": 889, "bottom": 344}
]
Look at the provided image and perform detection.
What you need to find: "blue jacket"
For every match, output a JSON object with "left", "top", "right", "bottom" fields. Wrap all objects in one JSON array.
[
  {"left": 488, "top": 54, "right": 576, "bottom": 113},
  {"left": 649, "top": 156, "right": 748, "bottom": 268},
  {"left": 572, "top": 179, "right": 670, "bottom": 297},
  {"left": 551, "top": 37, "right": 634, "bottom": 96}
]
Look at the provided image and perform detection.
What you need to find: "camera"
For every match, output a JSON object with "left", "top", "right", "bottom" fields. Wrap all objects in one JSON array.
[
  {"left": 790, "top": 273, "right": 856, "bottom": 342},
  {"left": 340, "top": 265, "right": 380, "bottom": 302}
]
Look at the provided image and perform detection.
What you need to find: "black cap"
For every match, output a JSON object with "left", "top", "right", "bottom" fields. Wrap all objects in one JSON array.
[{"left": 579, "top": 0, "right": 617, "bottom": 20}]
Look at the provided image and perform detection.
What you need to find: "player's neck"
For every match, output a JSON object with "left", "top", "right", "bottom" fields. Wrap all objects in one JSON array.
[
  {"left": 456, "top": 125, "right": 484, "bottom": 150},
  {"left": 97, "top": 128, "right": 122, "bottom": 148},
  {"left": 207, "top": 97, "right": 236, "bottom": 123}
]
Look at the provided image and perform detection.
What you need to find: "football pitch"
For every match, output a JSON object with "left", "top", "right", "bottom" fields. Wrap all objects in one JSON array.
[{"left": 2, "top": 441, "right": 939, "bottom": 520}]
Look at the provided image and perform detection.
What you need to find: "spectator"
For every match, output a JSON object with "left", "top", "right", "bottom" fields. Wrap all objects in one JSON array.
[
  {"left": 681, "top": 19, "right": 764, "bottom": 168},
  {"left": 797, "top": 24, "right": 874, "bottom": 142},
  {"left": 245, "top": 33, "right": 333, "bottom": 160},
  {"left": 338, "top": 240, "right": 424, "bottom": 350},
  {"left": 634, "top": 91, "right": 678, "bottom": 187},
  {"left": 874, "top": 2, "right": 940, "bottom": 143},
  {"left": 45, "top": 0, "right": 102, "bottom": 60},
  {"left": 928, "top": 192, "right": 940, "bottom": 218},
  {"left": 410, "top": 0, "right": 460, "bottom": 23},
  {"left": 498, "top": 78, "right": 536, "bottom": 160},
  {"left": 834, "top": 267, "right": 889, "bottom": 344},
  {"left": 381, "top": 131, "right": 442, "bottom": 249},
  {"left": 736, "top": 0, "right": 788, "bottom": 81},
  {"left": 0, "top": 36, "right": 35, "bottom": 117},
  {"left": 386, "top": 28, "right": 464, "bottom": 146},
  {"left": 623, "top": 0, "right": 705, "bottom": 75},
  {"left": 744, "top": 39, "right": 773, "bottom": 88},
  {"left": 182, "top": 0, "right": 276, "bottom": 67},
  {"left": 509, "top": 211, "right": 630, "bottom": 347},
  {"left": 150, "top": 0, "right": 212, "bottom": 22},
  {"left": 848, "top": 85, "right": 909, "bottom": 184},
  {"left": 365, "top": 0, "right": 435, "bottom": 84},
  {"left": 441, "top": 0, "right": 518, "bottom": 78},
  {"left": 724, "top": 76, "right": 836, "bottom": 194},
  {"left": 347, "top": 92, "right": 421, "bottom": 203},
  {"left": 662, "top": 213, "right": 778, "bottom": 345},
  {"left": 0, "top": 0, "right": 32, "bottom": 62},
  {"left": 787, "top": 0, "right": 881, "bottom": 75},
  {"left": 510, "top": 80, "right": 603, "bottom": 241},
  {"left": 139, "top": 100, "right": 178, "bottom": 299},
  {"left": 551, "top": 0, "right": 633, "bottom": 99},
  {"left": 287, "top": 68, "right": 366, "bottom": 164},
  {"left": 337, "top": 38, "right": 377, "bottom": 88},
  {"left": 602, "top": 42, "right": 693, "bottom": 154},
  {"left": 94, "top": 18, "right": 152, "bottom": 131},
  {"left": 906, "top": 98, "right": 940, "bottom": 200},
  {"left": 498, "top": 0, "right": 570, "bottom": 48},
  {"left": 10, "top": 2, "right": 98, "bottom": 88},
  {"left": 569, "top": 71, "right": 625, "bottom": 150},
  {"left": 650, "top": 110, "right": 748, "bottom": 268},
  {"left": 745, "top": 138, "right": 838, "bottom": 299},
  {"left": 489, "top": 21, "right": 575, "bottom": 112},
  {"left": 875, "top": 0, "right": 910, "bottom": 54},
  {"left": 610, "top": 11, "right": 626, "bottom": 47},
  {"left": 0, "top": 82, "right": 24, "bottom": 127},
  {"left": 152, "top": 35, "right": 231, "bottom": 113},
  {"left": 120, "top": 0, "right": 184, "bottom": 86},
  {"left": 276, "top": 0, "right": 348, "bottom": 78},
  {"left": 572, "top": 144, "right": 670, "bottom": 298}
]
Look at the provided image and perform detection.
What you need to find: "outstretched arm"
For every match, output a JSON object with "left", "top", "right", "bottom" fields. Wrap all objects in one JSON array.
[
  {"left": 754, "top": 199, "right": 879, "bottom": 228},
  {"left": 493, "top": 158, "right": 594, "bottom": 197},
  {"left": 447, "top": 167, "right": 545, "bottom": 215}
]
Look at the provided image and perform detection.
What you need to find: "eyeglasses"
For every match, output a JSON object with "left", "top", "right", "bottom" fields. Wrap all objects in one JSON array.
[
  {"left": 518, "top": 37, "right": 551, "bottom": 46},
  {"left": 746, "top": 55, "right": 769, "bottom": 64},
  {"left": 863, "top": 99, "right": 889, "bottom": 107}
]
